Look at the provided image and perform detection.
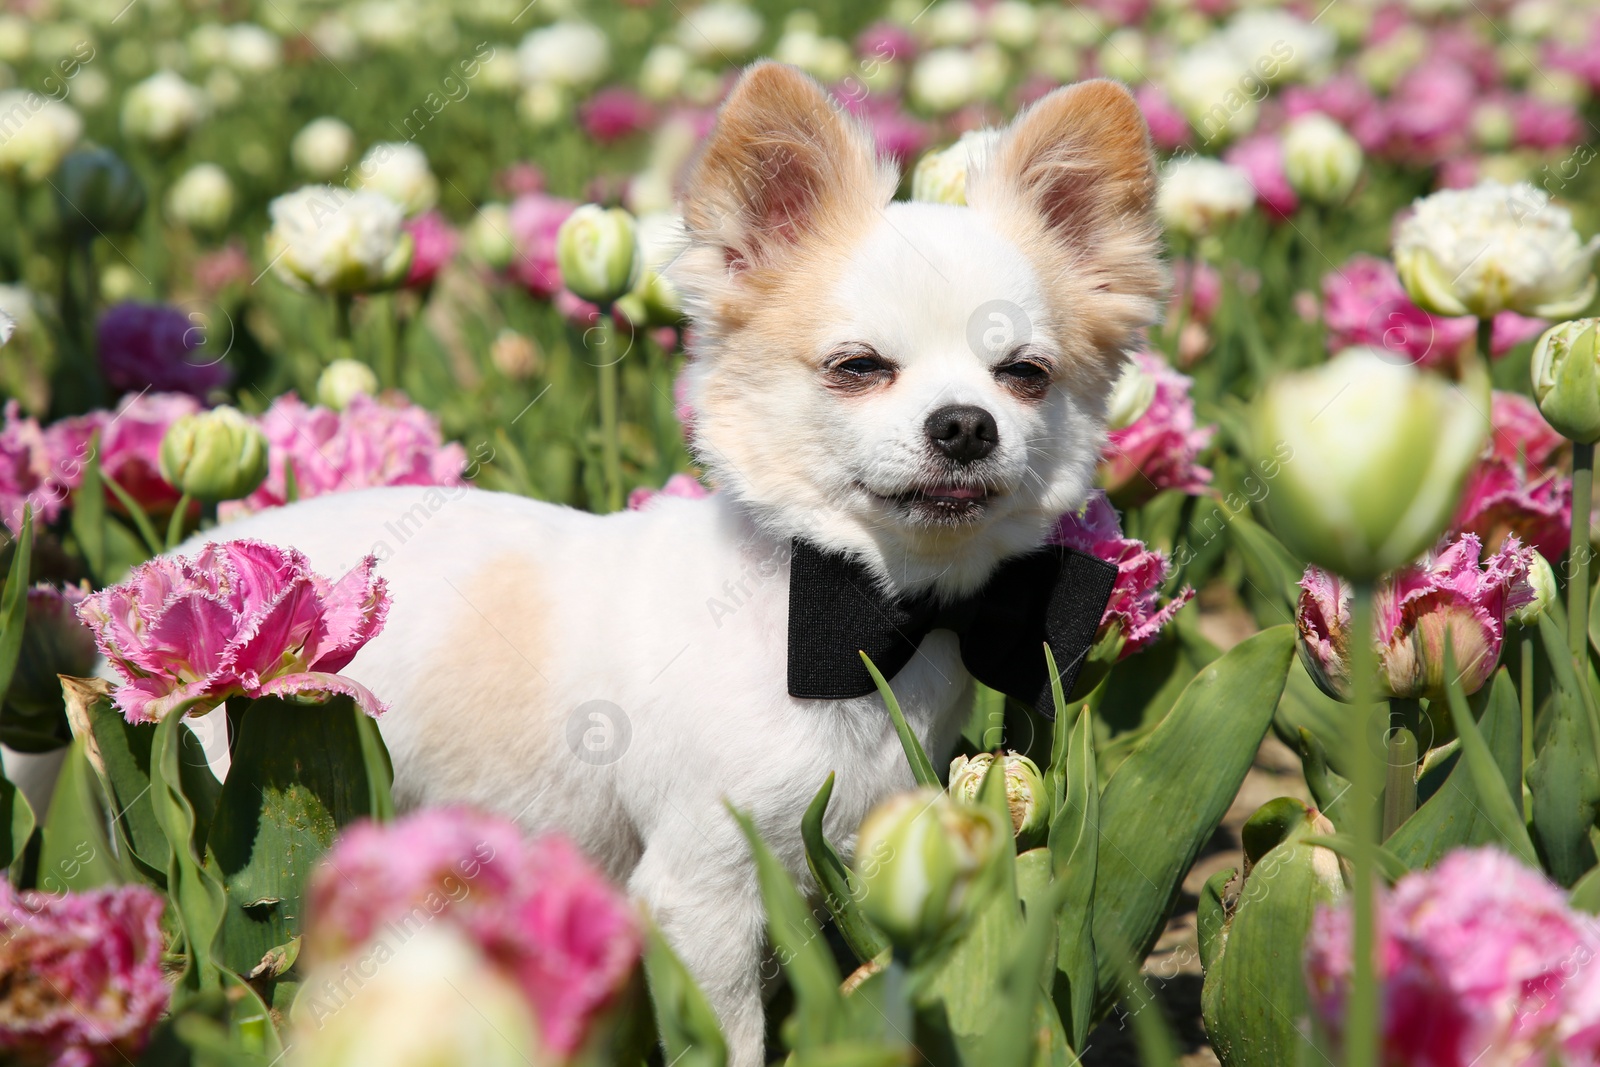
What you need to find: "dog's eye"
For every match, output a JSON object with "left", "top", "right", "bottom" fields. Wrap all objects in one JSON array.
[
  {"left": 994, "top": 359, "right": 1053, "bottom": 400},
  {"left": 995, "top": 361, "right": 1048, "bottom": 380},
  {"left": 838, "top": 355, "right": 886, "bottom": 375}
]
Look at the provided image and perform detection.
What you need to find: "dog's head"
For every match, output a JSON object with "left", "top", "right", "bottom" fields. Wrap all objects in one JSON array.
[{"left": 670, "top": 63, "right": 1164, "bottom": 596}]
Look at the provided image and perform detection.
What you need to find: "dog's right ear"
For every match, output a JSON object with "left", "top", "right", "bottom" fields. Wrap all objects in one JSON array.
[{"left": 677, "top": 62, "right": 896, "bottom": 280}]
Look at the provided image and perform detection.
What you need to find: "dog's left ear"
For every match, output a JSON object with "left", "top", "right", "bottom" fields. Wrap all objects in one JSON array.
[{"left": 969, "top": 80, "right": 1165, "bottom": 348}]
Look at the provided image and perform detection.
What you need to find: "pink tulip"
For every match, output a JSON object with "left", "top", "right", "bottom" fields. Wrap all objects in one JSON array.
[
  {"left": 496, "top": 161, "right": 547, "bottom": 198},
  {"left": 856, "top": 21, "right": 915, "bottom": 62},
  {"left": 12, "top": 582, "right": 97, "bottom": 716},
  {"left": 225, "top": 393, "right": 466, "bottom": 517},
  {"left": 579, "top": 87, "right": 656, "bottom": 143},
  {"left": 506, "top": 192, "right": 577, "bottom": 298},
  {"left": 1100, "top": 352, "right": 1214, "bottom": 506},
  {"left": 78, "top": 539, "right": 390, "bottom": 723},
  {"left": 0, "top": 401, "right": 58, "bottom": 533},
  {"left": 627, "top": 472, "right": 711, "bottom": 511},
  {"left": 402, "top": 211, "right": 459, "bottom": 289},
  {"left": 1297, "top": 533, "right": 1534, "bottom": 702},
  {"left": 1225, "top": 134, "right": 1298, "bottom": 220},
  {"left": 1509, "top": 95, "right": 1584, "bottom": 152},
  {"left": 97, "top": 302, "right": 231, "bottom": 398},
  {"left": 1051, "top": 490, "right": 1194, "bottom": 657},
  {"left": 305, "top": 807, "right": 641, "bottom": 1058},
  {"left": 1169, "top": 260, "right": 1222, "bottom": 325},
  {"left": 43, "top": 392, "right": 202, "bottom": 518},
  {"left": 1306, "top": 847, "right": 1600, "bottom": 1067},
  {"left": 1135, "top": 84, "right": 1191, "bottom": 152},
  {"left": 1381, "top": 59, "right": 1475, "bottom": 165},
  {"left": 1546, "top": 18, "right": 1600, "bottom": 91},
  {"left": 1285, "top": 74, "right": 1378, "bottom": 136},
  {"left": 855, "top": 98, "right": 932, "bottom": 166},
  {"left": 192, "top": 241, "right": 253, "bottom": 295},
  {"left": 1454, "top": 392, "right": 1571, "bottom": 560},
  {"left": 1322, "top": 256, "right": 1546, "bottom": 369},
  {"left": 0, "top": 883, "right": 171, "bottom": 1067}
]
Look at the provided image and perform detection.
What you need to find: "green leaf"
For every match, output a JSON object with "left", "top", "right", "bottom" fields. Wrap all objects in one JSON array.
[
  {"left": 981, "top": 878, "right": 1074, "bottom": 1067},
  {"left": 1225, "top": 509, "right": 1303, "bottom": 614},
  {"left": 1202, "top": 799, "right": 1340, "bottom": 1067},
  {"left": 1092, "top": 625, "right": 1296, "bottom": 1013},
  {"left": 210, "top": 695, "right": 380, "bottom": 985},
  {"left": 71, "top": 433, "right": 107, "bottom": 583},
  {"left": 352, "top": 710, "right": 395, "bottom": 822},
  {"left": 63, "top": 676, "right": 168, "bottom": 885},
  {"left": 1196, "top": 867, "right": 1232, "bottom": 974},
  {"left": 860, "top": 652, "right": 939, "bottom": 788},
  {"left": 0, "top": 769, "right": 34, "bottom": 871},
  {"left": 730, "top": 804, "right": 844, "bottom": 1049},
  {"left": 801, "top": 772, "right": 890, "bottom": 963},
  {"left": 641, "top": 923, "right": 729, "bottom": 1067},
  {"left": 1571, "top": 864, "right": 1600, "bottom": 915},
  {"left": 1387, "top": 669, "right": 1522, "bottom": 869},
  {"left": 151, "top": 709, "right": 229, "bottom": 992},
  {"left": 1049, "top": 701, "right": 1099, "bottom": 1051},
  {"left": 0, "top": 509, "right": 33, "bottom": 699},
  {"left": 102, "top": 474, "right": 164, "bottom": 558},
  {"left": 36, "top": 739, "right": 121, "bottom": 893},
  {"left": 1529, "top": 613, "right": 1600, "bottom": 884},
  {"left": 1272, "top": 658, "right": 1350, "bottom": 772},
  {"left": 1293, "top": 726, "right": 1352, "bottom": 831},
  {"left": 1439, "top": 642, "right": 1536, "bottom": 869}
]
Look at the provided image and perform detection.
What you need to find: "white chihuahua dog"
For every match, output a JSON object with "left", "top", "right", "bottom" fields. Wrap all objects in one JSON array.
[{"left": 197, "top": 64, "right": 1162, "bottom": 1064}]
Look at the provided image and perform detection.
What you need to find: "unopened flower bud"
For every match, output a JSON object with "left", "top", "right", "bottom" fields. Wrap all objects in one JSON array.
[
  {"left": 165, "top": 162, "right": 234, "bottom": 233},
  {"left": 54, "top": 147, "right": 146, "bottom": 237},
  {"left": 910, "top": 130, "right": 1000, "bottom": 206},
  {"left": 556, "top": 204, "right": 639, "bottom": 306},
  {"left": 947, "top": 752, "right": 1049, "bottom": 846},
  {"left": 1530, "top": 318, "right": 1600, "bottom": 443},
  {"left": 465, "top": 203, "right": 516, "bottom": 270},
  {"left": 315, "top": 358, "right": 378, "bottom": 410},
  {"left": 1281, "top": 113, "right": 1363, "bottom": 206},
  {"left": 120, "top": 70, "right": 208, "bottom": 148},
  {"left": 158, "top": 406, "right": 269, "bottom": 503},
  {"left": 291, "top": 116, "right": 357, "bottom": 180},
  {"left": 854, "top": 788, "right": 1004, "bottom": 951},
  {"left": 1509, "top": 550, "right": 1557, "bottom": 628}
]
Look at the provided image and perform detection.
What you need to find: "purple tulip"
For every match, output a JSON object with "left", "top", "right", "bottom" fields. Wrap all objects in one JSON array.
[{"left": 97, "top": 302, "right": 231, "bottom": 397}]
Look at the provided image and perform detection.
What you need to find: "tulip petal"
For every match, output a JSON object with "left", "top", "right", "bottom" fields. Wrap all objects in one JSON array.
[
  {"left": 252, "top": 671, "right": 389, "bottom": 718},
  {"left": 308, "top": 555, "right": 390, "bottom": 674}
]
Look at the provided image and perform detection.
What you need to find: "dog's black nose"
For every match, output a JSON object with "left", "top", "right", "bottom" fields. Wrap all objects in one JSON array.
[{"left": 925, "top": 404, "right": 998, "bottom": 463}]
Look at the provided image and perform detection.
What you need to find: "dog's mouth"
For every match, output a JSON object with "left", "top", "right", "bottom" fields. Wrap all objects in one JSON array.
[{"left": 861, "top": 481, "right": 997, "bottom": 524}]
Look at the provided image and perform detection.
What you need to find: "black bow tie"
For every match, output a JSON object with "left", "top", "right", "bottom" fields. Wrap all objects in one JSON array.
[{"left": 786, "top": 539, "right": 1117, "bottom": 718}]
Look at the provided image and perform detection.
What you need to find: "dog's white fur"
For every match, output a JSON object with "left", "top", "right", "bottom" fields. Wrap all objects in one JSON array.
[{"left": 187, "top": 65, "right": 1161, "bottom": 1065}]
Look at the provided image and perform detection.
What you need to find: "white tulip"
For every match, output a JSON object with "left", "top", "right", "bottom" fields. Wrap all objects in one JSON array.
[
  {"left": 316, "top": 358, "right": 379, "bottom": 410},
  {"left": 676, "top": 1, "right": 764, "bottom": 59},
  {"left": 986, "top": 1, "right": 1039, "bottom": 50},
  {"left": 292, "top": 117, "right": 358, "bottom": 180},
  {"left": 910, "top": 129, "right": 1001, "bottom": 206},
  {"left": 0, "top": 93, "right": 82, "bottom": 181},
  {"left": 517, "top": 21, "right": 609, "bottom": 88},
  {"left": 639, "top": 43, "right": 692, "bottom": 101},
  {"left": 120, "top": 70, "right": 208, "bottom": 147},
  {"left": 1157, "top": 157, "right": 1256, "bottom": 238},
  {"left": 224, "top": 23, "right": 282, "bottom": 73},
  {"left": 355, "top": 142, "right": 438, "bottom": 217},
  {"left": 266, "top": 185, "right": 413, "bottom": 293},
  {"left": 1394, "top": 181, "right": 1599, "bottom": 319},
  {"left": 910, "top": 47, "right": 981, "bottom": 114},
  {"left": 1106, "top": 358, "right": 1157, "bottom": 430},
  {"left": 166, "top": 162, "right": 234, "bottom": 232},
  {"left": 1223, "top": 9, "right": 1335, "bottom": 84}
]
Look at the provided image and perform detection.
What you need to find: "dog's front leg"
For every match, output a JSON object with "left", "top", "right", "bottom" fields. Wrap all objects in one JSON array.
[{"left": 630, "top": 836, "right": 768, "bottom": 1067}]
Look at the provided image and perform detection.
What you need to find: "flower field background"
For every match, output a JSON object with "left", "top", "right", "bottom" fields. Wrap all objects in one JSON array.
[{"left": 4, "top": 0, "right": 1600, "bottom": 1065}]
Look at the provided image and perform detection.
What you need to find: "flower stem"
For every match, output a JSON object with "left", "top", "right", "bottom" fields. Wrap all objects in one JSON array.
[
  {"left": 1476, "top": 314, "right": 1494, "bottom": 362},
  {"left": 1571, "top": 440, "right": 1594, "bottom": 662},
  {"left": 596, "top": 311, "right": 622, "bottom": 512},
  {"left": 1521, "top": 633, "right": 1535, "bottom": 783},
  {"left": 1382, "top": 723, "right": 1417, "bottom": 840},
  {"left": 1344, "top": 580, "right": 1381, "bottom": 1067},
  {"left": 165, "top": 492, "right": 191, "bottom": 551},
  {"left": 331, "top": 292, "right": 356, "bottom": 368}
]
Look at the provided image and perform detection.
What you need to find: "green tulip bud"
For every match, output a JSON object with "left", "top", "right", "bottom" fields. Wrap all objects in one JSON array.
[
  {"left": 947, "top": 751, "right": 1049, "bottom": 846},
  {"left": 1253, "top": 347, "right": 1488, "bottom": 581},
  {"left": 316, "top": 358, "right": 378, "bottom": 411},
  {"left": 1530, "top": 318, "right": 1600, "bottom": 443},
  {"left": 1510, "top": 550, "right": 1558, "bottom": 628},
  {"left": 465, "top": 203, "right": 515, "bottom": 271},
  {"left": 165, "top": 162, "right": 234, "bottom": 234},
  {"left": 853, "top": 788, "right": 1004, "bottom": 951},
  {"left": 54, "top": 147, "right": 147, "bottom": 237},
  {"left": 158, "top": 406, "right": 269, "bottom": 503},
  {"left": 1281, "top": 114, "right": 1363, "bottom": 206},
  {"left": 555, "top": 204, "right": 639, "bottom": 306}
]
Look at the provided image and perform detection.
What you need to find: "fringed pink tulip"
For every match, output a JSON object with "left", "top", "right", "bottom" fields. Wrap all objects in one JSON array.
[
  {"left": 305, "top": 807, "right": 641, "bottom": 1058},
  {"left": 0, "top": 884, "right": 171, "bottom": 1067},
  {"left": 1051, "top": 491, "right": 1194, "bottom": 658},
  {"left": 1322, "top": 256, "right": 1547, "bottom": 368},
  {"left": 225, "top": 393, "right": 466, "bottom": 516},
  {"left": 1306, "top": 847, "right": 1600, "bottom": 1067},
  {"left": 1100, "top": 352, "right": 1214, "bottom": 506},
  {"left": 1135, "top": 84, "right": 1191, "bottom": 152},
  {"left": 627, "top": 472, "right": 710, "bottom": 511},
  {"left": 1453, "top": 392, "right": 1572, "bottom": 560},
  {"left": 77, "top": 539, "right": 390, "bottom": 723},
  {"left": 1224, "top": 134, "right": 1298, "bottom": 220},
  {"left": 1296, "top": 533, "right": 1534, "bottom": 702},
  {"left": 0, "top": 401, "right": 56, "bottom": 533},
  {"left": 579, "top": 87, "right": 655, "bottom": 143}
]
